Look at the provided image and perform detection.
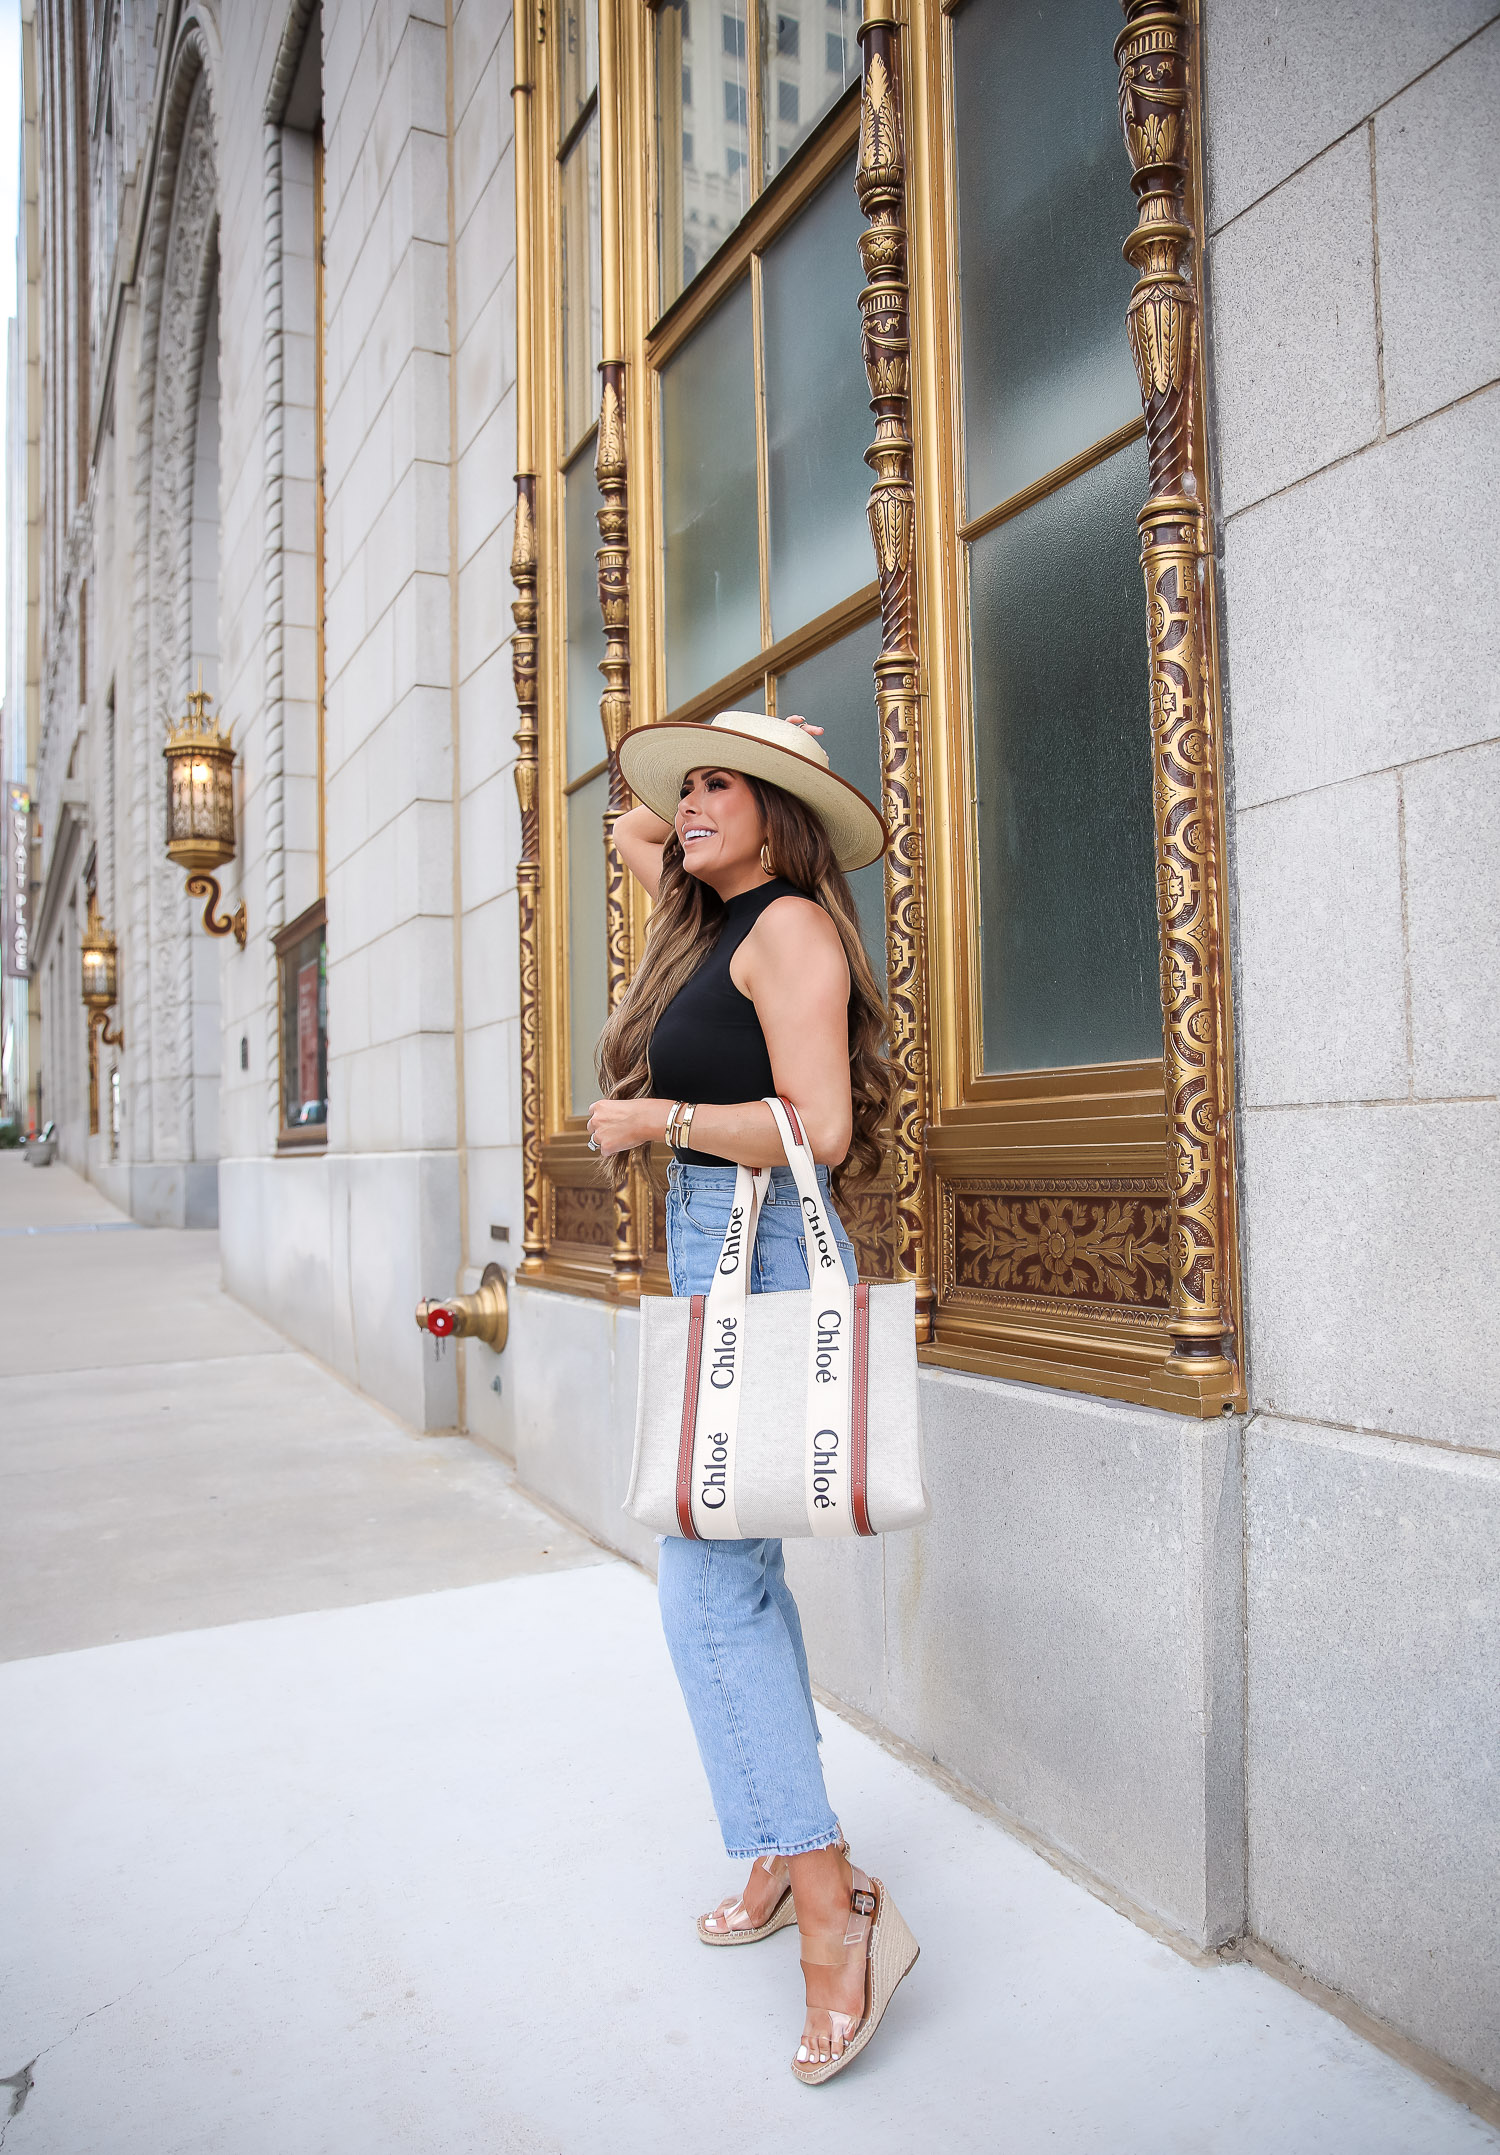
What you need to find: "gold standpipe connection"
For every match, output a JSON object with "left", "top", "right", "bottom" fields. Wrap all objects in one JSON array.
[{"left": 415, "top": 1263, "right": 509, "bottom": 1353}]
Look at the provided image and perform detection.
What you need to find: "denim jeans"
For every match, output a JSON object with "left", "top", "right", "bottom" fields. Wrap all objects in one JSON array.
[{"left": 658, "top": 1159, "right": 859, "bottom": 1860}]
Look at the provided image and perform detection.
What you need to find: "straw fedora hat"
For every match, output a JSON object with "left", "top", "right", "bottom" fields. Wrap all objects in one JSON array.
[{"left": 617, "top": 711, "right": 888, "bottom": 872}]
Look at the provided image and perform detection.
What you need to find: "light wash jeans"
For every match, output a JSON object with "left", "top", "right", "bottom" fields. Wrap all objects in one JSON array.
[{"left": 658, "top": 1158, "right": 859, "bottom": 1860}]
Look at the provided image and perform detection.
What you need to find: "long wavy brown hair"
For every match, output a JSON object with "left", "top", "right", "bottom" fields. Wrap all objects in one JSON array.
[{"left": 595, "top": 775, "right": 893, "bottom": 1199}]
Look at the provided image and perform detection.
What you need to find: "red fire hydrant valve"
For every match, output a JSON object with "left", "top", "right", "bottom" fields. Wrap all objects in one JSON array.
[{"left": 413, "top": 1266, "right": 508, "bottom": 1352}]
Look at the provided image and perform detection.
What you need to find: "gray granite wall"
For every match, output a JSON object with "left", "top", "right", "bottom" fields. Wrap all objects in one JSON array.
[{"left": 1203, "top": 0, "right": 1500, "bottom": 2092}]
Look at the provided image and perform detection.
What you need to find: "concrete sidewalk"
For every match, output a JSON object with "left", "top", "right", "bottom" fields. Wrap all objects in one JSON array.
[{"left": 2, "top": 1160, "right": 1495, "bottom": 2153}]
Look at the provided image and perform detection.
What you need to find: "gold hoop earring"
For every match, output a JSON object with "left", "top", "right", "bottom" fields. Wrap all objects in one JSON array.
[{"left": 760, "top": 842, "right": 775, "bottom": 876}]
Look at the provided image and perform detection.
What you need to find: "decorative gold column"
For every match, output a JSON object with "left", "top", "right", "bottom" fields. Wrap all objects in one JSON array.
[
  {"left": 512, "top": 478, "right": 544, "bottom": 1272},
  {"left": 1117, "top": 0, "right": 1235, "bottom": 1387},
  {"left": 512, "top": 3, "right": 545, "bottom": 1274},
  {"left": 856, "top": 0, "right": 934, "bottom": 1337},
  {"left": 596, "top": 360, "right": 643, "bottom": 1288},
  {"left": 596, "top": 0, "right": 642, "bottom": 1291}
]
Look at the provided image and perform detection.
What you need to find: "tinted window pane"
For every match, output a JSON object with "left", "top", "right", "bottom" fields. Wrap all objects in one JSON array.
[
  {"left": 775, "top": 614, "right": 885, "bottom": 971},
  {"left": 952, "top": 0, "right": 1139, "bottom": 515},
  {"left": 969, "top": 436, "right": 1161, "bottom": 1072},
  {"left": 564, "top": 439, "right": 605, "bottom": 781},
  {"left": 557, "top": 0, "right": 598, "bottom": 136},
  {"left": 657, "top": 0, "right": 752, "bottom": 314},
  {"left": 559, "top": 115, "right": 602, "bottom": 453},
  {"left": 764, "top": 0, "right": 859, "bottom": 175},
  {"left": 568, "top": 773, "right": 610, "bottom": 1115},
  {"left": 661, "top": 280, "right": 761, "bottom": 706},
  {"left": 762, "top": 159, "right": 871, "bottom": 640}
]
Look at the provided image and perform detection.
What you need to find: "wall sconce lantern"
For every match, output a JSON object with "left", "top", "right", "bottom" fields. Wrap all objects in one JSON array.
[
  {"left": 82, "top": 887, "right": 125, "bottom": 1137},
  {"left": 163, "top": 683, "right": 247, "bottom": 948}
]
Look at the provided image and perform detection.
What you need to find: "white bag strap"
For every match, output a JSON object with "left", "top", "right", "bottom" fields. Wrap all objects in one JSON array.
[
  {"left": 762, "top": 1097, "right": 856, "bottom": 1539},
  {"left": 680, "top": 1159, "right": 765, "bottom": 1538}
]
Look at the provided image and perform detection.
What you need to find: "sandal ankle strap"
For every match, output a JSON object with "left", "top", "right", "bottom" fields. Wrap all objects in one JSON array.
[{"left": 797, "top": 1866, "right": 877, "bottom": 1963}]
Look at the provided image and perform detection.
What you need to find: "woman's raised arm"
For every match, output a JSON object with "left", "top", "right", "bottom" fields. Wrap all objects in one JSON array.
[{"left": 612, "top": 802, "right": 673, "bottom": 898}]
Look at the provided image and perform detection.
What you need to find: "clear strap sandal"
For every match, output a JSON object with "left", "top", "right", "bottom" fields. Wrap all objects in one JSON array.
[
  {"left": 792, "top": 1865, "right": 919, "bottom": 2086},
  {"left": 697, "top": 1826, "right": 847, "bottom": 1947},
  {"left": 697, "top": 1851, "right": 795, "bottom": 1946}
]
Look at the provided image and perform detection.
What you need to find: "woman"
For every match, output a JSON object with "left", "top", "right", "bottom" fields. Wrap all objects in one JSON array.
[{"left": 586, "top": 709, "right": 919, "bottom": 2086}]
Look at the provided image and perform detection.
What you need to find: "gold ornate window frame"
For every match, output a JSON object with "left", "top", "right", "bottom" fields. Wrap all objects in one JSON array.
[
  {"left": 898, "top": 0, "right": 1243, "bottom": 1413},
  {"left": 511, "top": 0, "right": 1244, "bottom": 1417}
]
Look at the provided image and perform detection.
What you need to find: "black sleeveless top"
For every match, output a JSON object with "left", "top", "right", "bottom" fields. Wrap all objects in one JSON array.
[{"left": 648, "top": 879, "right": 804, "bottom": 1165}]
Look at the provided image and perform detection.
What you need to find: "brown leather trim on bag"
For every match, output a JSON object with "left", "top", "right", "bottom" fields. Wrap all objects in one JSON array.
[
  {"left": 777, "top": 1093, "right": 807, "bottom": 1149},
  {"left": 851, "top": 1282, "right": 873, "bottom": 1536},
  {"left": 676, "top": 1294, "right": 707, "bottom": 1539}
]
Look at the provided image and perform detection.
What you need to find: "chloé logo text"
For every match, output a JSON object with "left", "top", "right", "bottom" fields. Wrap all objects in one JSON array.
[
  {"left": 813, "top": 1309, "right": 841, "bottom": 1385},
  {"left": 708, "top": 1312, "right": 739, "bottom": 1389},
  {"left": 801, "top": 1194, "right": 837, "bottom": 1270},
  {"left": 718, "top": 1204, "right": 747, "bottom": 1276},
  {"left": 811, "top": 1429, "right": 842, "bottom": 1510},
  {"left": 699, "top": 1429, "right": 729, "bottom": 1509}
]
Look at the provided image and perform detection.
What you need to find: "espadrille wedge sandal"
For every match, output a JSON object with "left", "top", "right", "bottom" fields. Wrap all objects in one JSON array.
[
  {"left": 791, "top": 1867, "right": 919, "bottom": 2086},
  {"left": 698, "top": 1852, "right": 795, "bottom": 1946}
]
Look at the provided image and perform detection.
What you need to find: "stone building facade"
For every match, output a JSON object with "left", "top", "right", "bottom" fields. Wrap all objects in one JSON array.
[{"left": 4, "top": 0, "right": 1496, "bottom": 2120}]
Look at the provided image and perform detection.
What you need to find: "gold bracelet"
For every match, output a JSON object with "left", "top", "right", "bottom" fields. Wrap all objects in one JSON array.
[
  {"left": 676, "top": 1102, "right": 698, "bottom": 1153},
  {"left": 663, "top": 1100, "right": 685, "bottom": 1147}
]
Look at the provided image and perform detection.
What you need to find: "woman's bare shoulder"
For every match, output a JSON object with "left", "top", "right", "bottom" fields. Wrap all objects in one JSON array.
[{"left": 749, "top": 892, "right": 842, "bottom": 952}]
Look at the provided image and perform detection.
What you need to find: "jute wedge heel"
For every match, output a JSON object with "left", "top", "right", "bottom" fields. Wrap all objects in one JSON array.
[{"left": 791, "top": 1869, "right": 919, "bottom": 2086}]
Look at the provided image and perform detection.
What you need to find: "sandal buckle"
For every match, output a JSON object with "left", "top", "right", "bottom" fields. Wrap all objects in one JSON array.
[{"left": 851, "top": 1888, "right": 876, "bottom": 1916}]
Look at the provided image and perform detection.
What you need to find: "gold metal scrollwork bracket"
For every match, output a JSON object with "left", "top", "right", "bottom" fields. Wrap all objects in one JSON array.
[
  {"left": 1117, "top": 0, "right": 1238, "bottom": 1403},
  {"left": 857, "top": 0, "right": 935, "bottom": 1338},
  {"left": 87, "top": 1009, "right": 126, "bottom": 1137},
  {"left": 184, "top": 871, "right": 247, "bottom": 948}
]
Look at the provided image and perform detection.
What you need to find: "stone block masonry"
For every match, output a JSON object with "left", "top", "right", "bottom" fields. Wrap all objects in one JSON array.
[{"left": 1204, "top": 0, "right": 1500, "bottom": 2094}]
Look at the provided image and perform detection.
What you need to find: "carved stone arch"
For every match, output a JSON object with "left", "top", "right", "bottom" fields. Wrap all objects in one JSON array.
[{"left": 126, "top": 22, "right": 221, "bottom": 1173}]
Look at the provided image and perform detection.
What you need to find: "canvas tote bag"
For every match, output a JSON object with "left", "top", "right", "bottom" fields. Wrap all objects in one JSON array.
[{"left": 625, "top": 1097, "right": 929, "bottom": 1540}]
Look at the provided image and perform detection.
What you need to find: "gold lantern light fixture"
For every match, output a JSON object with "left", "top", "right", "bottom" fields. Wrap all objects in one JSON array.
[
  {"left": 163, "top": 680, "right": 247, "bottom": 948},
  {"left": 81, "top": 885, "right": 125, "bottom": 1137}
]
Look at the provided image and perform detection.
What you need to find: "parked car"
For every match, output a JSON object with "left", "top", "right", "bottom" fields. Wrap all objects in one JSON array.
[{"left": 27, "top": 1120, "right": 57, "bottom": 1165}]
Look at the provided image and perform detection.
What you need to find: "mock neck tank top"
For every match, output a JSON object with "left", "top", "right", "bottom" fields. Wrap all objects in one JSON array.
[{"left": 648, "top": 878, "right": 805, "bottom": 1166}]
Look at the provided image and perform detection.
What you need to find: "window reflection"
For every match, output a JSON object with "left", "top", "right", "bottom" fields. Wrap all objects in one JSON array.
[
  {"left": 657, "top": 0, "right": 752, "bottom": 312},
  {"left": 559, "top": 115, "right": 603, "bottom": 453},
  {"left": 764, "top": 0, "right": 858, "bottom": 177},
  {"left": 656, "top": 0, "right": 860, "bottom": 315},
  {"left": 557, "top": 0, "right": 599, "bottom": 136},
  {"left": 660, "top": 279, "right": 761, "bottom": 707},
  {"left": 762, "top": 156, "right": 870, "bottom": 639}
]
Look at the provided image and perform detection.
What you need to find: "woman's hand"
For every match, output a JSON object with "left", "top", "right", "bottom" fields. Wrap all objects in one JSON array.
[{"left": 586, "top": 1096, "right": 671, "bottom": 1157}]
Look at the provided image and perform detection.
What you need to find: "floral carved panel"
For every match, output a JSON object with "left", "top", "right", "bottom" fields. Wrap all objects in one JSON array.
[
  {"left": 550, "top": 1183, "right": 615, "bottom": 1248},
  {"left": 841, "top": 1188, "right": 898, "bottom": 1283},
  {"left": 942, "top": 1180, "right": 1171, "bottom": 1322}
]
